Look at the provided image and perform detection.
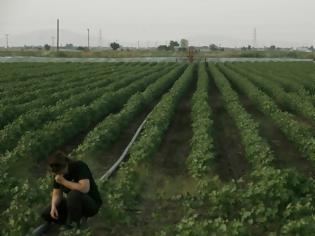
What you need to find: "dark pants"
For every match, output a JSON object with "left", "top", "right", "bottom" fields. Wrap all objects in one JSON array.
[{"left": 41, "top": 190, "right": 101, "bottom": 225}]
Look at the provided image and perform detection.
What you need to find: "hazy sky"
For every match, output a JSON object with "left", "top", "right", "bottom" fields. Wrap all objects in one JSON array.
[{"left": 0, "top": 0, "right": 314, "bottom": 47}]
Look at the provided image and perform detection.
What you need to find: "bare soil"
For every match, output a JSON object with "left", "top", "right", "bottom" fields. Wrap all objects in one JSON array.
[
  {"left": 208, "top": 74, "right": 248, "bottom": 181},
  {"left": 238, "top": 94, "right": 315, "bottom": 177},
  {"left": 96, "top": 76, "right": 197, "bottom": 236},
  {"left": 131, "top": 83, "right": 195, "bottom": 235},
  {"left": 88, "top": 106, "right": 153, "bottom": 178}
]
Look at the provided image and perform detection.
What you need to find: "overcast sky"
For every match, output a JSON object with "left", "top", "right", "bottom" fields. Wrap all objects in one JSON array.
[{"left": 0, "top": 0, "right": 314, "bottom": 47}]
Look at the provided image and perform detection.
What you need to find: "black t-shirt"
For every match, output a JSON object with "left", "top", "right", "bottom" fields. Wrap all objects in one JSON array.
[{"left": 53, "top": 160, "right": 102, "bottom": 206}]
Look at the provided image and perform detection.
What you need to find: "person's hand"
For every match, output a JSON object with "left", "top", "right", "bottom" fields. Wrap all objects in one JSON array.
[
  {"left": 50, "top": 206, "right": 58, "bottom": 220},
  {"left": 55, "top": 174, "right": 65, "bottom": 185}
]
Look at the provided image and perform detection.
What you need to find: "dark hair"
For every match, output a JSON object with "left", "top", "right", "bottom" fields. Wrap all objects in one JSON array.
[{"left": 48, "top": 151, "right": 71, "bottom": 173}]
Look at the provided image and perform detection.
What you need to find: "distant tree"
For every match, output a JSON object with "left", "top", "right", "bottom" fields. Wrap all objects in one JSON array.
[
  {"left": 169, "top": 41, "right": 179, "bottom": 50},
  {"left": 157, "top": 45, "right": 169, "bottom": 51},
  {"left": 110, "top": 42, "right": 120, "bottom": 51},
  {"left": 241, "top": 45, "right": 252, "bottom": 51},
  {"left": 310, "top": 45, "right": 314, "bottom": 51},
  {"left": 209, "top": 44, "right": 219, "bottom": 51},
  {"left": 270, "top": 45, "right": 276, "bottom": 50},
  {"left": 180, "top": 39, "right": 189, "bottom": 48},
  {"left": 77, "top": 46, "right": 88, "bottom": 51},
  {"left": 44, "top": 44, "right": 51, "bottom": 51}
]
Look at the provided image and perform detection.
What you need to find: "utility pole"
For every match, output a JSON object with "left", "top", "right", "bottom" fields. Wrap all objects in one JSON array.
[
  {"left": 5, "top": 34, "right": 9, "bottom": 48},
  {"left": 87, "top": 28, "right": 90, "bottom": 50},
  {"left": 57, "top": 19, "right": 60, "bottom": 52},
  {"left": 137, "top": 40, "right": 140, "bottom": 49}
]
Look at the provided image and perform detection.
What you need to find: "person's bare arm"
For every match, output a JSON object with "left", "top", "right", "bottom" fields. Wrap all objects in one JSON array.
[
  {"left": 51, "top": 188, "right": 62, "bottom": 219},
  {"left": 55, "top": 175, "right": 90, "bottom": 193}
]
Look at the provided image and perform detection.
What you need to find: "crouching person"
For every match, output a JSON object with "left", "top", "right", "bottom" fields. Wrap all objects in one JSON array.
[{"left": 40, "top": 151, "right": 102, "bottom": 230}]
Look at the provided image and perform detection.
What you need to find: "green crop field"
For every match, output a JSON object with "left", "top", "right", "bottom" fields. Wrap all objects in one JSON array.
[{"left": 1, "top": 61, "right": 315, "bottom": 235}]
